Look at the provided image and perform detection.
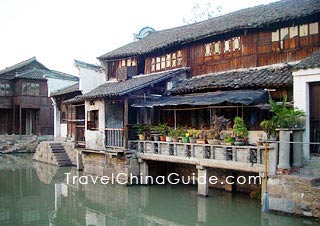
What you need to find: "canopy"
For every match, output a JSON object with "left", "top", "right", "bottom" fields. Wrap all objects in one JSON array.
[{"left": 132, "top": 90, "right": 268, "bottom": 108}]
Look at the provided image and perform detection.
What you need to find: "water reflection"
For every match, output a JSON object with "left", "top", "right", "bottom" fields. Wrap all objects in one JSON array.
[{"left": 0, "top": 154, "right": 319, "bottom": 226}]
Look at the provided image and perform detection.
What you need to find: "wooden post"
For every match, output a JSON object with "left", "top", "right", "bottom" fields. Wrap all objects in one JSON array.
[
  {"left": 174, "top": 108, "right": 177, "bottom": 130},
  {"left": 19, "top": 106, "right": 22, "bottom": 139},
  {"left": 123, "top": 97, "right": 129, "bottom": 149},
  {"left": 13, "top": 105, "right": 15, "bottom": 134}
]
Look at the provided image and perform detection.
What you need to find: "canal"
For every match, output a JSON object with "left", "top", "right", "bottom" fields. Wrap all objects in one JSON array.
[{"left": 0, "top": 154, "right": 319, "bottom": 226}]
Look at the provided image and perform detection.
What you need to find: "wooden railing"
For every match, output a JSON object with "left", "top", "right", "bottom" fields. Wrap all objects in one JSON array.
[{"left": 105, "top": 128, "right": 124, "bottom": 148}]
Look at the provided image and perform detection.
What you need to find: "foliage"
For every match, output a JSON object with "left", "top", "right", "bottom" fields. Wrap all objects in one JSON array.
[
  {"left": 259, "top": 119, "right": 276, "bottom": 138},
  {"left": 224, "top": 136, "right": 235, "bottom": 143},
  {"left": 209, "top": 115, "right": 230, "bottom": 139},
  {"left": 269, "top": 97, "right": 305, "bottom": 128},
  {"left": 136, "top": 124, "right": 150, "bottom": 135},
  {"left": 155, "top": 123, "right": 171, "bottom": 136},
  {"left": 183, "top": 0, "right": 222, "bottom": 24},
  {"left": 233, "top": 117, "right": 248, "bottom": 138},
  {"left": 198, "top": 128, "right": 208, "bottom": 139},
  {"left": 168, "top": 128, "right": 184, "bottom": 138}
]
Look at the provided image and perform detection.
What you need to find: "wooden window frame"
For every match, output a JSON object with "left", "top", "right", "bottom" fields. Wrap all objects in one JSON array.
[
  {"left": 150, "top": 50, "right": 183, "bottom": 72},
  {"left": 87, "top": 110, "right": 99, "bottom": 131}
]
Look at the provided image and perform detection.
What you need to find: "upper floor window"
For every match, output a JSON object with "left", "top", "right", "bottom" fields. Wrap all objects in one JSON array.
[
  {"left": 0, "top": 83, "right": 12, "bottom": 96},
  {"left": 272, "top": 22, "right": 319, "bottom": 50},
  {"left": 204, "top": 37, "right": 240, "bottom": 56},
  {"left": 22, "top": 82, "right": 40, "bottom": 96},
  {"left": 118, "top": 57, "right": 137, "bottom": 68},
  {"left": 150, "top": 50, "right": 183, "bottom": 72},
  {"left": 87, "top": 110, "right": 99, "bottom": 130}
]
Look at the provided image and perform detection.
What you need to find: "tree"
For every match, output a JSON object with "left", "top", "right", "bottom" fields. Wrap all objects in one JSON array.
[{"left": 183, "top": 0, "right": 222, "bottom": 24}]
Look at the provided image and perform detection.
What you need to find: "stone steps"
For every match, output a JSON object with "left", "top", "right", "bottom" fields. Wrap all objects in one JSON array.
[{"left": 33, "top": 142, "right": 73, "bottom": 167}]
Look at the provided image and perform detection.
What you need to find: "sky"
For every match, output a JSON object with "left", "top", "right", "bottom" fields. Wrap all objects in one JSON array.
[{"left": 0, "top": 0, "right": 278, "bottom": 75}]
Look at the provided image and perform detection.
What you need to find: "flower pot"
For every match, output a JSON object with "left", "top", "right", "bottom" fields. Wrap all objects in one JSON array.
[
  {"left": 234, "top": 141, "right": 244, "bottom": 146},
  {"left": 196, "top": 139, "right": 207, "bottom": 144},
  {"left": 153, "top": 135, "right": 160, "bottom": 141},
  {"left": 256, "top": 141, "right": 263, "bottom": 146},
  {"left": 189, "top": 137, "right": 196, "bottom": 143},
  {"left": 160, "top": 135, "right": 166, "bottom": 142},
  {"left": 181, "top": 137, "right": 189, "bottom": 143},
  {"left": 138, "top": 134, "right": 145, "bottom": 141},
  {"left": 172, "top": 138, "right": 179, "bottom": 142},
  {"left": 166, "top": 136, "right": 172, "bottom": 142},
  {"left": 207, "top": 139, "right": 220, "bottom": 145}
]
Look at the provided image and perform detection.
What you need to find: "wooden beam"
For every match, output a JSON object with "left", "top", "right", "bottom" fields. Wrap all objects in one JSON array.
[
  {"left": 13, "top": 105, "right": 15, "bottom": 134},
  {"left": 19, "top": 106, "right": 22, "bottom": 139},
  {"left": 123, "top": 97, "right": 129, "bottom": 149}
]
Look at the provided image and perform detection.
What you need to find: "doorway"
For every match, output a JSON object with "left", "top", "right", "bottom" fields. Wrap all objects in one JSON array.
[{"left": 310, "top": 82, "right": 320, "bottom": 155}]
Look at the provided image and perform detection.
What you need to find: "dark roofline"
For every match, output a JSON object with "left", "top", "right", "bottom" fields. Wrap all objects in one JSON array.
[
  {"left": 98, "top": 0, "right": 320, "bottom": 60},
  {"left": 74, "top": 59, "right": 102, "bottom": 71},
  {"left": 51, "top": 82, "right": 80, "bottom": 97},
  {"left": 0, "top": 57, "right": 49, "bottom": 75},
  {"left": 294, "top": 49, "right": 320, "bottom": 70},
  {"left": 10, "top": 68, "right": 47, "bottom": 81},
  {"left": 45, "top": 70, "right": 79, "bottom": 81}
]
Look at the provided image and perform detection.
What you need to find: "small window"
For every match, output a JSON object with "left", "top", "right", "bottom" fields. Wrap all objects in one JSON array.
[
  {"left": 204, "top": 43, "right": 212, "bottom": 56},
  {"left": 280, "top": 28, "right": 289, "bottom": 40},
  {"left": 309, "top": 22, "right": 319, "bottom": 35},
  {"left": 121, "top": 60, "right": 126, "bottom": 67},
  {"left": 224, "top": 40, "right": 230, "bottom": 53},
  {"left": 132, "top": 59, "right": 137, "bottom": 66},
  {"left": 166, "top": 54, "right": 171, "bottom": 67},
  {"left": 233, "top": 37, "right": 241, "bottom": 51},
  {"left": 87, "top": 110, "right": 99, "bottom": 130},
  {"left": 289, "top": 26, "right": 298, "bottom": 38},
  {"left": 299, "top": 24, "right": 308, "bottom": 37},
  {"left": 0, "top": 84, "right": 5, "bottom": 96},
  {"left": 156, "top": 57, "right": 161, "bottom": 70},
  {"left": 151, "top": 58, "right": 155, "bottom": 72},
  {"left": 172, "top": 53, "right": 177, "bottom": 67},
  {"left": 213, "top": 42, "right": 220, "bottom": 54},
  {"left": 271, "top": 30, "right": 279, "bottom": 42},
  {"left": 161, "top": 55, "right": 166, "bottom": 69},
  {"left": 127, "top": 58, "right": 132, "bottom": 66}
]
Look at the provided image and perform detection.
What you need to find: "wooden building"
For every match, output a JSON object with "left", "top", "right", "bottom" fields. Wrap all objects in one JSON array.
[
  {"left": 0, "top": 57, "right": 78, "bottom": 136},
  {"left": 68, "top": 0, "right": 319, "bottom": 151}
]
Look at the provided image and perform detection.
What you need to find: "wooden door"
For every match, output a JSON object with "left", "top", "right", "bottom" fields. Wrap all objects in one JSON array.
[{"left": 310, "top": 83, "right": 320, "bottom": 154}]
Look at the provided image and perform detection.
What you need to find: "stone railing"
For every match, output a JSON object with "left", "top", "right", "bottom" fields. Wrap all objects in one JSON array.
[{"left": 130, "top": 140, "right": 273, "bottom": 166}]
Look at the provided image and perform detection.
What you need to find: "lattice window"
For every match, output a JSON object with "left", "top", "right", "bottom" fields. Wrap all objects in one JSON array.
[
  {"left": 232, "top": 37, "right": 241, "bottom": 51},
  {"left": 224, "top": 40, "right": 230, "bottom": 53},
  {"left": 204, "top": 43, "right": 212, "bottom": 56},
  {"left": 213, "top": 42, "right": 220, "bottom": 54}
]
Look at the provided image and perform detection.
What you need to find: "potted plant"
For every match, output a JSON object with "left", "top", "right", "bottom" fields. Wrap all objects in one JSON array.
[
  {"left": 221, "top": 135, "right": 235, "bottom": 146},
  {"left": 168, "top": 128, "right": 181, "bottom": 142},
  {"left": 155, "top": 123, "right": 169, "bottom": 142},
  {"left": 207, "top": 115, "right": 230, "bottom": 145},
  {"left": 269, "top": 97, "right": 305, "bottom": 129},
  {"left": 189, "top": 130, "right": 197, "bottom": 143},
  {"left": 233, "top": 116, "right": 248, "bottom": 146},
  {"left": 136, "top": 124, "right": 149, "bottom": 141},
  {"left": 256, "top": 133, "right": 264, "bottom": 146},
  {"left": 181, "top": 131, "right": 190, "bottom": 143},
  {"left": 259, "top": 119, "right": 277, "bottom": 140},
  {"left": 196, "top": 128, "right": 207, "bottom": 144}
]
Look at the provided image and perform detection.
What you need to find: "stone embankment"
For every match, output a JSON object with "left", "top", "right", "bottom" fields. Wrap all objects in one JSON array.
[{"left": 0, "top": 135, "right": 51, "bottom": 153}]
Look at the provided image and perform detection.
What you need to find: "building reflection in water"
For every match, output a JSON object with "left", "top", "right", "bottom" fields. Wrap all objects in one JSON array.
[{"left": 0, "top": 155, "right": 319, "bottom": 226}]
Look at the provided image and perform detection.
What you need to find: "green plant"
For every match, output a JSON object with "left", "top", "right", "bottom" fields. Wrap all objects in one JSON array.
[
  {"left": 155, "top": 123, "right": 169, "bottom": 136},
  {"left": 269, "top": 97, "right": 305, "bottom": 128},
  {"left": 224, "top": 136, "right": 235, "bottom": 143},
  {"left": 136, "top": 124, "right": 149, "bottom": 135},
  {"left": 259, "top": 119, "right": 276, "bottom": 138},
  {"left": 168, "top": 128, "right": 181, "bottom": 138},
  {"left": 233, "top": 116, "right": 248, "bottom": 138}
]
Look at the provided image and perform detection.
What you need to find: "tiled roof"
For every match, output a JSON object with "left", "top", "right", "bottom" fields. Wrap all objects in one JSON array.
[
  {"left": 74, "top": 68, "right": 189, "bottom": 100},
  {"left": 51, "top": 83, "right": 80, "bottom": 96},
  {"left": 294, "top": 50, "right": 320, "bottom": 69},
  {"left": 171, "top": 64, "right": 293, "bottom": 94},
  {"left": 11, "top": 69, "right": 47, "bottom": 80},
  {"left": 74, "top": 59, "right": 102, "bottom": 71},
  {"left": 98, "top": 0, "right": 320, "bottom": 60},
  {"left": 44, "top": 70, "right": 79, "bottom": 81},
  {"left": 0, "top": 57, "right": 49, "bottom": 78}
]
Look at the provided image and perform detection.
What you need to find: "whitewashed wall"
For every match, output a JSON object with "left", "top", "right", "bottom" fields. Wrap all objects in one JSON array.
[
  {"left": 47, "top": 77, "right": 78, "bottom": 95},
  {"left": 78, "top": 67, "right": 105, "bottom": 94},
  {"left": 85, "top": 99, "right": 105, "bottom": 150},
  {"left": 293, "top": 67, "right": 320, "bottom": 160}
]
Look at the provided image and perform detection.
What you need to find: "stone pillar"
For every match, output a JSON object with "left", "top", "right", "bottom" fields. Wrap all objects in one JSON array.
[
  {"left": 268, "top": 145, "right": 277, "bottom": 175},
  {"left": 292, "top": 129, "right": 304, "bottom": 168},
  {"left": 139, "top": 159, "right": 149, "bottom": 185},
  {"left": 197, "top": 165, "right": 208, "bottom": 197},
  {"left": 76, "top": 152, "right": 83, "bottom": 171},
  {"left": 277, "top": 130, "right": 291, "bottom": 171}
]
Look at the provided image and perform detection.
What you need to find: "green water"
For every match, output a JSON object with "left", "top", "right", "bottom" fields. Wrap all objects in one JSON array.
[{"left": 0, "top": 154, "right": 319, "bottom": 226}]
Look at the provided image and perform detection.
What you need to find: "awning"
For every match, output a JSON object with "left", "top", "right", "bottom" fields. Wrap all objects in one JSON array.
[{"left": 132, "top": 90, "right": 269, "bottom": 108}]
